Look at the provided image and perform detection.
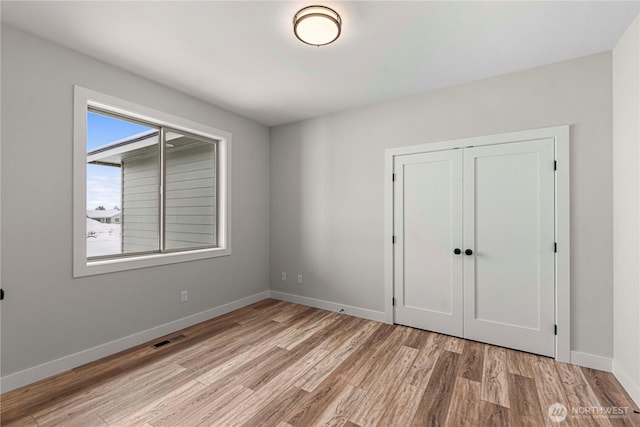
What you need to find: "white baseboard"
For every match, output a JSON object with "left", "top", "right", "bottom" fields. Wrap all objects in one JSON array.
[
  {"left": 0, "top": 290, "right": 270, "bottom": 394},
  {"left": 571, "top": 351, "right": 613, "bottom": 372},
  {"left": 269, "top": 290, "right": 386, "bottom": 323},
  {"left": 613, "top": 359, "right": 640, "bottom": 408}
]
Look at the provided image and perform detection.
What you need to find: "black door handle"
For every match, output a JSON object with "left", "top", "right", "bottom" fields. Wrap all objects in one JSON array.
[
  {"left": 465, "top": 249, "right": 473, "bottom": 256},
  {"left": 454, "top": 248, "right": 462, "bottom": 255}
]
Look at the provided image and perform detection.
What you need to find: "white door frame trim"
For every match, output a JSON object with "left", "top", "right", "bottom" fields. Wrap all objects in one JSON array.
[{"left": 384, "top": 125, "right": 571, "bottom": 363}]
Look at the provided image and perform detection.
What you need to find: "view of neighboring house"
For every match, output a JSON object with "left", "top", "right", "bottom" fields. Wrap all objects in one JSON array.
[
  {"left": 86, "top": 209, "right": 121, "bottom": 224},
  {"left": 87, "top": 129, "right": 216, "bottom": 254}
]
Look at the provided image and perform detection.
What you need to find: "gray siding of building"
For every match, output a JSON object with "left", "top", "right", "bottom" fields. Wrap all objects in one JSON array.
[
  {"left": 121, "top": 142, "right": 215, "bottom": 253},
  {"left": 165, "top": 143, "right": 216, "bottom": 250},
  {"left": 122, "top": 154, "right": 160, "bottom": 253}
]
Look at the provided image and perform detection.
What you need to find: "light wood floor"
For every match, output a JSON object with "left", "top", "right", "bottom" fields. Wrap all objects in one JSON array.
[{"left": 2, "top": 299, "right": 638, "bottom": 427}]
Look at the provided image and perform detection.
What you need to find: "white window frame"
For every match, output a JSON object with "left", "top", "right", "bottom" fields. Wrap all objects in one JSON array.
[{"left": 73, "top": 86, "right": 231, "bottom": 277}]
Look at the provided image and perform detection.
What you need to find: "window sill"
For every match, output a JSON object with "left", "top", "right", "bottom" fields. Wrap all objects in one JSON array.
[{"left": 74, "top": 246, "right": 231, "bottom": 277}]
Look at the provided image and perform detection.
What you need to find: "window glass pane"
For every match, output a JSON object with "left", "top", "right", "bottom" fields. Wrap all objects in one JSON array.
[
  {"left": 164, "top": 130, "right": 217, "bottom": 251},
  {"left": 86, "top": 111, "right": 160, "bottom": 257}
]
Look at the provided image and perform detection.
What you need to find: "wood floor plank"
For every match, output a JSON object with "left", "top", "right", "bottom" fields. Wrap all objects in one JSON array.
[
  {"left": 556, "top": 362, "right": 612, "bottom": 427},
  {"left": 154, "top": 384, "right": 252, "bottom": 426},
  {"left": 96, "top": 365, "right": 193, "bottom": 424},
  {"left": 581, "top": 367, "right": 640, "bottom": 427},
  {"left": 212, "top": 362, "right": 326, "bottom": 425},
  {"left": 421, "top": 331, "right": 446, "bottom": 350},
  {"left": 242, "top": 386, "right": 310, "bottom": 427},
  {"left": 411, "top": 350, "right": 461, "bottom": 426},
  {"left": 508, "top": 373, "right": 544, "bottom": 427},
  {"left": 275, "top": 312, "right": 341, "bottom": 351},
  {"left": 402, "top": 326, "right": 425, "bottom": 349},
  {"left": 405, "top": 332, "right": 443, "bottom": 390},
  {"left": 2, "top": 415, "right": 39, "bottom": 427},
  {"left": 190, "top": 385, "right": 255, "bottom": 427},
  {"left": 211, "top": 348, "right": 333, "bottom": 425},
  {"left": 444, "top": 377, "right": 481, "bottom": 427},
  {"left": 246, "top": 298, "right": 282, "bottom": 310},
  {"left": 327, "top": 323, "right": 395, "bottom": 384},
  {"left": 293, "top": 309, "right": 334, "bottom": 329},
  {"left": 107, "top": 379, "right": 208, "bottom": 427},
  {"left": 349, "top": 345, "right": 418, "bottom": 426},
  {"left": 192, "top": 385, "right": 257, "bottom": 426},
  {"left": 2, "top": 300, "right": 637, "bottom": 427},
  {"left": 284, "top": 377, "right": 348, "bottom": 427},
  {"left": 295, "top": 320, "right": 379, "bottom": 392},
  {"left": 315, "top": 316, "right": 364, "bottom": 352},
  {"left": 506, "top": 348, "right": 535, "bottom": 378},
  {"left": 311, "top": 383, "right": 366, "bottom": 427},
  {"left": 442, "top": 335, "right": 465, "bottom": 353},
  {"left": 479, "top": 401, "right": 511, "bottom": 427},
  {"left": 532, "top": 356, "right": 574, "bottom": 427},
  {"left": 208, "top": 329, "right": 342, "bottom": 426},
  {"left": 236, "top": 300, "right": 288, "bottom": 325},
  {"left": 33, "top": 361, "right": 188, "bottom": 426},
  {"left": 239, "top": 347, "right": 297, "bottom": 390},
  {"left": 38, "top": 412, "right": 107, "bottom": 427},
  {"left": 195, "top": 340, "right": 286, "bottom": 385},
  {"left": 271, "top": 304, "right": 314, "bottom": 323},
  {"left": 458, "top": 340, "right": 485, "bottom": 382},
  {"left": 481, "top": 345, "right": 510, "bottom": 408},
  {"left": 349, "top": 326, "right": 411, "bottom": 390},
  {"left": 175, "top": 342, "right": 252, "bottom": 376},
  {"left": 172, "top": 315, "right": 291, "bottom": 371},
  {"left": 202, "top": 346, "right": 292, "bottom": 395},
  {"left": 377, "top": 382, "right": 423, "bottom": 427}
]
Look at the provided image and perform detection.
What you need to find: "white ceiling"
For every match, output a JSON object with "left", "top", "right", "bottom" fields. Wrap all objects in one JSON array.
[{"left": 2, "top": 1, "right": 638, "bottom": 127}]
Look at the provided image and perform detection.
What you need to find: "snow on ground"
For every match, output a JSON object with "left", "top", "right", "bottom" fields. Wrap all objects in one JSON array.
[{"left": 87, "top": 218, "right": 121, "bottom": 257}]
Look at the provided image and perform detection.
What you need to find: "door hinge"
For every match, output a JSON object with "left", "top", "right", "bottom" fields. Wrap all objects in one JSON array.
[
  {"left": 392, "top": 235, "right": 396, "bottom": 244},
  {"left": 0, "top": 288, "right": 4, "bottom": 301},
  {"left": 554, "top": 242, "right": 557, "bottom": 253},
  {"left": 554, "top": 160, "right": 557, "bottom": 171},
  {"left": 392, "top": 173, "right": 396, "bottom": 182},
  {"left": 554, "top": 324, "right": 558, "bottom": 335},
  {"left": 392, "top": 297, "right": 396, "bottom": 306}
]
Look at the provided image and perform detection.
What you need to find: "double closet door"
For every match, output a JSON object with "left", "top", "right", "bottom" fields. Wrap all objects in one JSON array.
[{"left": 393, "top": 139, "right": 556, "bottom": 357}]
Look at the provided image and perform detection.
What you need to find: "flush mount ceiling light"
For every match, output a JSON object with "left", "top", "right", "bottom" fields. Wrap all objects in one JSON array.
[{"left": 293, "top": 5, "right": 342, "bottom": 46}]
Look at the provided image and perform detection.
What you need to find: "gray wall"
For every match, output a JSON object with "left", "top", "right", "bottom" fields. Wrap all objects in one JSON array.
[
  {"left": 270, "top": 53, "right": 614, "bottom": 358},
  {"left": 613, "top": 15, "right": 640, "bottom": 395},
  {"left": 0, "top": 26, "right": 270, "bottom": 376}
]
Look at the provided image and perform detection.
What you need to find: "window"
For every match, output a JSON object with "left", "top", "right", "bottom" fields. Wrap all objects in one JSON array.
[{"left": 74, "top": 87, "right": 231, "bottom": 277}]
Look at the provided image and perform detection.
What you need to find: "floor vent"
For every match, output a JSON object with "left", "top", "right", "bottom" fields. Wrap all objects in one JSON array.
[{"left": 152, "top": 334, "right": 187, "bottom": 349}]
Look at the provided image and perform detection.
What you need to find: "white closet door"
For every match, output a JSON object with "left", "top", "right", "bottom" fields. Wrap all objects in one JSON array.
[
  {"left": 463, "top": 139, "right": 556, "bottom": 357},
  {"left": 393, "top": 150, "right": 463, "bottom": 336}
]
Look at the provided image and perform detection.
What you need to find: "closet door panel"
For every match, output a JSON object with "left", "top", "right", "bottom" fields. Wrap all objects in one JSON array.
[
  {"left": 393, "top": 150, "right": 463, "bottom": 336},
  {"left": 463, "top": 139, "right": 555, "bottom": 357}
]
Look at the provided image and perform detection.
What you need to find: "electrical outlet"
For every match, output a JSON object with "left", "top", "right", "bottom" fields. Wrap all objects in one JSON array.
[
  {"left": 281, "top": 272, "right": 287, "bottom": 281},
  {"left": 297, "top": 274, "right": 303, "bottom": 284},
  {"left": 181, "top": 290, "right": 188, "bottom": 302}
]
